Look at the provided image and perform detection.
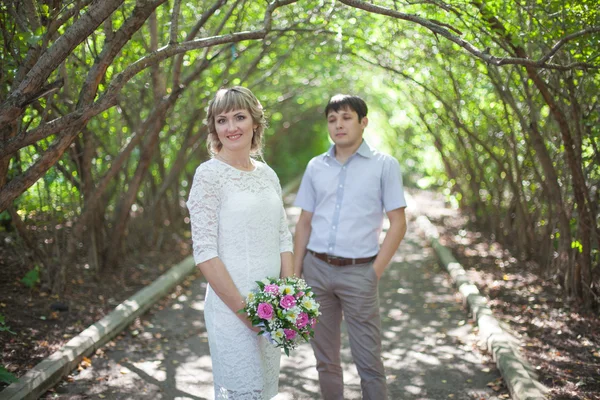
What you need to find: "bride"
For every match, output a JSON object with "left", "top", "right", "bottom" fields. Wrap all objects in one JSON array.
[{"left": 186, "top": 86, "right": 294, "bottom": 399}]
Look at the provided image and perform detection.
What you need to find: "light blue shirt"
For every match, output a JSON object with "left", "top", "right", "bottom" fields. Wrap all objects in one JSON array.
[{"left": 294, "top": 141, "right": 407, "bottom": 258}]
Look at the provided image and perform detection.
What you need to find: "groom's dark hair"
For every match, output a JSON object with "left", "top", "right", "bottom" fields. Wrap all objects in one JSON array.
[{"left": 325, "top": 94, "right": 368, "bottom": 121}]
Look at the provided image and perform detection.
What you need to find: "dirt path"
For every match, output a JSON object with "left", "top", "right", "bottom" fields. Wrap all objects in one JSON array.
[{"left": 42, "top": 205, "right": 506, "bottom": 399}]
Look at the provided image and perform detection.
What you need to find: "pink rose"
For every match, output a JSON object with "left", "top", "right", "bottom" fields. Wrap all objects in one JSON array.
[
  {"left": 295, "top": 291, "right": 305, "bottom": 299},
  {"left": 284, "top": 329, "right": 297, "bottom": 340},
  {"left": 257, "top": 303, "right": 274, "bottom": 320},
  {"left": 310, "top": 318, "right": 317, "bottom": 328},
  {"left": 280, "top": 295, "right": 297, "bottom": 309},
  {"left": 264, "top": 284, "right": 279, "bottom": 295},
  {"left": 296, "top": 312, "right": 309, "bottom": 329}
]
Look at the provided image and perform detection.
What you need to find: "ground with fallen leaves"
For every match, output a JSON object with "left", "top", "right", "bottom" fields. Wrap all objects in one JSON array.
[
  {"left": 1, "top": 190, "right": 599, "bottom": 399},
  {"left": 0, "top": 226, "right": 191, "bottom": 391},
  {"left": 413, "top": 190, "right": 600, "bottom": 400}
]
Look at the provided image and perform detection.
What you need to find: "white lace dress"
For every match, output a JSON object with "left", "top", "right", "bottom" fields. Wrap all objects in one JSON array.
[{"left": 186, "top": 158, "right": 293, "bottom": 400}]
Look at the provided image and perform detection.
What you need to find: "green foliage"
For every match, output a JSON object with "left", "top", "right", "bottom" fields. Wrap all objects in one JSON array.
[
  {"left": 21, "top": 266, "right": 41, "bottom": 289},
  {"left": 0, "top": 366, "right": 18, "bottom": 385},
  {"left": 0, "top": 210, "right": 10, "bottom": 229},
  {"left": 3, "top": 0, "right": 598, "bottom": 304},
  {"left": 0, "top": 314, "right": 16, "bottom": 335},
  {"left": 0, "top": 314, "right": 17, "bottom": 385}
]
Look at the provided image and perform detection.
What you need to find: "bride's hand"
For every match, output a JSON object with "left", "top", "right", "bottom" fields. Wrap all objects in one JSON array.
[
  {"left": 237, "top": 300, "right": 261, "bottom": 333},
  {"left": 238, "top": 314, "right": 262, "bottom": 333}
]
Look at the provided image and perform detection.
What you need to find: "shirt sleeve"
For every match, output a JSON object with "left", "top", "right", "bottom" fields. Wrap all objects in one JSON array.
[
  {"left": 382, "top": 156, "right": 407, "bottom": 212},
  {"left": 293, "top": 160, "right": 316, "bottom": 212},
  {"left": 185, "top": 165, "right": 220, "bottom": 265}
]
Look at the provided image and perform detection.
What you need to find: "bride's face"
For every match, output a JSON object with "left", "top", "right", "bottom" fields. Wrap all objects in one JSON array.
[{"left": 215, "top": 108, "right": 257, "bottom": 153}]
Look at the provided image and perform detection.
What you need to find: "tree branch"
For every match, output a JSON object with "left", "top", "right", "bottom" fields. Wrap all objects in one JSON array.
[
  {"left": 169, "top": 0, "right": 182, "bottom": 45},
  {"left": 0, "top": 0, "right": 301, "bottom": 160},
  {"left": 338, "top": 0, "right": 600, "bottom": 71},
  {"left": 21, "top": 79, "right": 64, "bottom": 107},
  {"left": 0, "top": 30, "right": 265, "bottom": 161},
  {"left": 0, "top": 0, "right": 125, "bottom": 124},
  {"left": 538, "top": 27, "right": 600, "bottom": 64},
  {"left": 0, "top": 0, "right": 299, "bottom": 211}
]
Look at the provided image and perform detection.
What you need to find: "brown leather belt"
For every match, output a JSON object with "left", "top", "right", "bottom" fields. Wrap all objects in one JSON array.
[{"left": 309, "top": 250, "right": 376, "bottom": 267}]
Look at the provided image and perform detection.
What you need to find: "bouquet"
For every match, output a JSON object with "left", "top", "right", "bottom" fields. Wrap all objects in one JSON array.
[{"left": 240, "top": 276, "right": 321, "bottom": 356}]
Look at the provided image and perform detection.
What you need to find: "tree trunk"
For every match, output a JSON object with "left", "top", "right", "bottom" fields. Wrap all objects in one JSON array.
[
  {"left": 103, "top": 112, "right": 166, "bottom": 269},
  {"left": 524, "top": 67, "right": 593, "bottom": 307},
  {"left": 472, "top": 0, "right": 593, "bottom": 307}
]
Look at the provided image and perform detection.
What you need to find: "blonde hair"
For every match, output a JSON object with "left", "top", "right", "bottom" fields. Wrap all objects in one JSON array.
[{"left": 205, "top": 86, "right": 266, "bottom": 156}]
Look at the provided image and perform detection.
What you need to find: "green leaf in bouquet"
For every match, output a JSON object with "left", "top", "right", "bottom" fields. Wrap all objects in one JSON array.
[{"left": 256, "top": 281, "right": 266, "bottom": 290}]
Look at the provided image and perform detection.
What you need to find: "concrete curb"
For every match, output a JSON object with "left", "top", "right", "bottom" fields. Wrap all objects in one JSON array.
[
  {"left": 0, "top": 176, "right": 301, "bottom": 400},
  {"left": 0, "top": 256, "right": 196, "bottom": 400},
  {"left": 416, "top": 215, "right": 549, "bottom": 400}
]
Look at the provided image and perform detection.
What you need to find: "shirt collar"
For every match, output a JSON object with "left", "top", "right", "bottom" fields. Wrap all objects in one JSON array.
[
  {"left": 325, "top": 140, "right": 374, "bottom": 160},
  {"left": 356, "top": 140, "right": 374, "bottom": 158}
]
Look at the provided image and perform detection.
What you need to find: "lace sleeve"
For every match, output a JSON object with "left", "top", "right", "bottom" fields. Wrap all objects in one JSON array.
[
  {"left": 186, "top": 164, "right": 220, "bottom": 265},
  {"left": 267, "top": 168, "right": 293, "bottom": 254}
]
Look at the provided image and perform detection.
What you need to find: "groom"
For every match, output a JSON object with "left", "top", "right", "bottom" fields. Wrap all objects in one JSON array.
[{"left": 293, "top": 94, "right": 407, "bottom": 400}]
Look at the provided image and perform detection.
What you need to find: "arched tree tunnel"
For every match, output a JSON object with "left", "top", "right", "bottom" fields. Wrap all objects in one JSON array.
[{"left": 0, "top": 0, "right": 598, "bottom": 309}]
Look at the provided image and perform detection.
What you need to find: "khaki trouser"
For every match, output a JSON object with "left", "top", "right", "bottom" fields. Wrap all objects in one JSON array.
[{"left": 303, "top": 251, "right": 387, "bottom": 400}]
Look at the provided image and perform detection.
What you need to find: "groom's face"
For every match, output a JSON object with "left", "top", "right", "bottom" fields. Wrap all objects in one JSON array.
[{"left": 326, "top": 107, "right": 368, "bottom": 150}]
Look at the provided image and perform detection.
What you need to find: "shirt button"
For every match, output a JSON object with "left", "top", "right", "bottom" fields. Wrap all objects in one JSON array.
[
  {"left": 329, "top": 246, "right": 333, "bottom": 251},
  {"left": 336, "top": 204, "right": 340, "bottom": 209},
  {"left": 339, "top": 184, "right": 343, "bottom": 188},
  {"left": 333, "top": 226, "right": 336, "bottom": 230}
]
